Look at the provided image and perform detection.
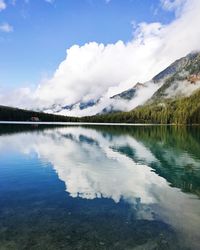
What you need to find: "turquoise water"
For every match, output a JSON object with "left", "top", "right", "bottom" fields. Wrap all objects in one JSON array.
[{"left": 0, "top": 124, "right": 200, "bottom": 250}]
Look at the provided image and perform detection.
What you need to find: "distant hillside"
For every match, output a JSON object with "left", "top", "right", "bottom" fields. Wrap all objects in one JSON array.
[
  {"left": 1, "top": 87, "right": 200, "bottom": 124},
  {"left": 111, "top": 83, "right": 146, "bottom": 100},
  {"left": 0, "top": 105, "right": 78, "bottom": 122},
  {"left": 81, "top": 88, "right": 200, "bottom": 124},
  {"left": 80, "top": 52, "right": 200, "bottom": 124},
  {"left": 48, "top": 52, "right": 200, "bottom": 116},
  {"left": 1, "top": 52, "right": 200, "bottom": 124}
]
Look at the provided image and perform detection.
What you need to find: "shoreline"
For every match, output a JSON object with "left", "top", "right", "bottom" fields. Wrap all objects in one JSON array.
[{"left": 0, "top": 121, "right": 199, "bottom": 126}]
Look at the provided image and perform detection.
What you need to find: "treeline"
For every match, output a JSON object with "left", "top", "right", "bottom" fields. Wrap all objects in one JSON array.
[
  {"left": 82, "top": 89, "right": 200, "bottom": 124},
  {"left": 83, "top": 124, "right": 200, "bottom": 196},
  {"left": 1, "top": 89, "right": 200, "bottom": 124},
  {"left": 0, "top": 105, "right": 78, "bottom": 122}
]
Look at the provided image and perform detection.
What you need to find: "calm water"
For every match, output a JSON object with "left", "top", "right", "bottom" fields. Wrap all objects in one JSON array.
[{"left": 0, "top": 124, "right": 200, "bottom": 250}]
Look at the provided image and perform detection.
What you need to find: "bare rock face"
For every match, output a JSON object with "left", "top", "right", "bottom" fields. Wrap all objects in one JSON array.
[{"left": 187, "top": 74, "right": 200, "bottom": 84}]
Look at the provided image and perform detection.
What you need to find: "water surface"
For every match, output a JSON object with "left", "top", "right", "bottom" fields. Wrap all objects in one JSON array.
[{"left": 0, "top": 124, "right": 200, "bottom": 250}]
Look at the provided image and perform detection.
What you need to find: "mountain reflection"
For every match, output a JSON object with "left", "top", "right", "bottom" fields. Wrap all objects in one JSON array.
[
  {"left": 0, "top": 125, "right": 200, "bottom": 249},
  {"left": 1, "top": 125, "right": 200, "bottom": 198},
  {"left": 0, "top": 126, "right": 166, "bottom": 203}
]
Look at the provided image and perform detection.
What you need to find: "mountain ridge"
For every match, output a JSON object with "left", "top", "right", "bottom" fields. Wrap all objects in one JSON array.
[
  {"left": 1, "top": 51, "right": 200, "bottom": 124},
  {"left": 47, "top": 51, "right": 200, "bottom": 116}
]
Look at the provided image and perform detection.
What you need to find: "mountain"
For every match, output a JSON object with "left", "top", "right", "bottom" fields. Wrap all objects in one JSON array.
[
  {"left": 81, "top": 52, "right": 200, "bottom": 124},
  {"left": 44, "top": 82, "right": 148, "bottom": 116},
  {"left": 1, "top": 51, "right": 200, "bottom": 124},
  {"left": 150, "top": 52, "right": 200, "bottom": 102},
  {"left": 49, "top": 52, "right": 200, "bottom": 116},
  {"left": 111, "top": 83, "right": 146, "bottom": 100},
  {"left": 41, "top": 99, "right": 99, "bottom": 113},
  {"left": 82, "top": 87, "right": 200, "bottom": 124},
  {"left": 111, "top": 51, "right": 200, "bottom": 110},
  {"left": 152, "top": 53, "right": 196, "bottom": 83},
  {"left": 99, "top": 83, "right": 147, "bottom": 114}
]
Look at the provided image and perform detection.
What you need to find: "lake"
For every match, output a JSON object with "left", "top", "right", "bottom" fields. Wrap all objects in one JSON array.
[{"left": 0, "top": 124, "right": 200, "bottom": 250}]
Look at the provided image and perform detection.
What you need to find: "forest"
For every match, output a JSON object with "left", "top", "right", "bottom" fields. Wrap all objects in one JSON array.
[
  {"left": 0, "top": 105, "right": 78, "bottom": 122},
  {"left": 0, "top": 88, "right": 200, "bottom": 124},
  {"left": 82, "top": 89, "right": 200, "bottom": 124}
]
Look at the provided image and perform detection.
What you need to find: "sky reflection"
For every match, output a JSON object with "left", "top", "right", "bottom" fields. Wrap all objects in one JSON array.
[{"left": 0, "top": 126, "right": 200, "bottom": 249}]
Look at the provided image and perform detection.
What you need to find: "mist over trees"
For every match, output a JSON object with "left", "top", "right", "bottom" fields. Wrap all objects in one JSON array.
[
  {"left": 1, "top": 88, "right": 200, "bottom": 124},
  {"left": 81, "top": 89, "right": 200, "bottom": 124}
]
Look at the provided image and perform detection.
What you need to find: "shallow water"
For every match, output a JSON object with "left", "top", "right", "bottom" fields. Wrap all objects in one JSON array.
[{"left": 0, "top": 124, "right": 200, "bottom": 250}]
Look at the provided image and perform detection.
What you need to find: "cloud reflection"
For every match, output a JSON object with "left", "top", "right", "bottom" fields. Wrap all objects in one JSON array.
[{"left": 0, "top": 126, "right": 200, "bottom": 248}]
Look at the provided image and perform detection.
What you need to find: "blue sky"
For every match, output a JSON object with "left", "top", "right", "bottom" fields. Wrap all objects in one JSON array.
[{"left": 0, "top": 0, "right": 174, "bottom": 89}]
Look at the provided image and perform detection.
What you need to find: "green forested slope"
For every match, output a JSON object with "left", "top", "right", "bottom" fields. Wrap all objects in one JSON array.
[
  {"left": 1, "top": 88, "right": 200, "bottom": 124},
  {"left": 82, "top": 88, "right": 200, "bottom": 124},
  {"left": 0, "top": 105, "right": 78, "bottom": 122}
]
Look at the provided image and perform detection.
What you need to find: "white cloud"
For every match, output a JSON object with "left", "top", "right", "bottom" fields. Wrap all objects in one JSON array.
[
  {"left": 161, "top": 0, "right": 185, "bottom": 12},
  {"left": 0, "top": 23, "right": 13, "bottom": 32},
  {"left": 0, "top": 0, "right": 6, "bottom": 11},
  {"left": 1, "top": 0, "right": 200, "bottom": 116},
  {"left": 1, "top": 126, "right": 200, "bottom": 249},
  {"left": 0, "top": 126, "right": 168, "bottom": 204}
]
